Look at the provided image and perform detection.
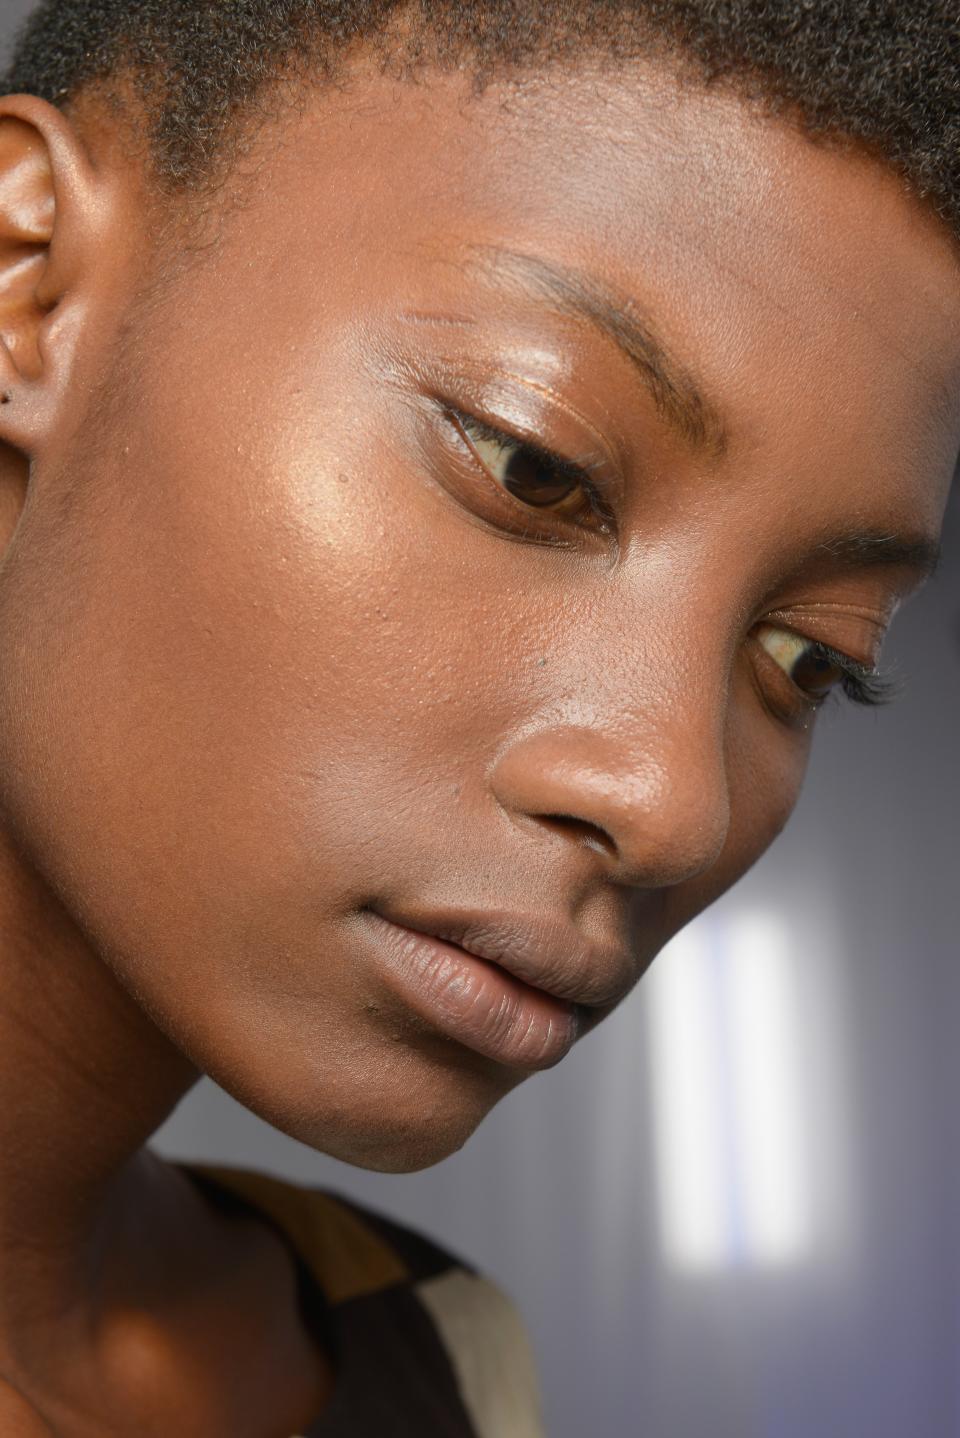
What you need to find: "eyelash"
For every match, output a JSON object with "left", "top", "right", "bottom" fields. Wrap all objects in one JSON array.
[
  {"left": 795, "top": 640, "right": 902, "bottom": 710},
  {"left": 443, "top": 405, "right": 616, "bottom": 535},
  {"left": 439, "top": 405, "right": 903, "bottom": 715}
]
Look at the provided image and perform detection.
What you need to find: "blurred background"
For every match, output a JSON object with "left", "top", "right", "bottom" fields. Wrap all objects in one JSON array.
[{"left": 3, "top": 7, "right": 959, "bottom": 1435}]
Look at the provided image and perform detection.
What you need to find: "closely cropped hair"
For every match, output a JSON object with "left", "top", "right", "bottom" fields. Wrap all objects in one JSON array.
[{"left": 3, "top": 0, "right": 959, "bottom": 238}]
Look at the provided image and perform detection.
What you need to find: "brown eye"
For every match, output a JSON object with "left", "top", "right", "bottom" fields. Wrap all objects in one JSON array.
[
  {"left": 758, "top": 626, "right": 844, "bottom": 699},
  {"left": 788, "top": 647, "right": 845, "bottom": 698},
  {"left": 453, "top": 411, "right": 608, "bottom": 525},
  {"left": 495, "top": 445, "right": 579, "bottom": 508}
]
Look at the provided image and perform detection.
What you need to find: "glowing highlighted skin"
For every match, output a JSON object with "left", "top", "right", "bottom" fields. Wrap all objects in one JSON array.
[{"left": 645, "top": 913, "right": 809, "bottom": 1270}]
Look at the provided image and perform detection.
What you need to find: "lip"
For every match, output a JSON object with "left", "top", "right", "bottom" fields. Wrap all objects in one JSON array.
[
  {"left": 360, "top": 903, "right": 632, "bottom": 1071},
  {"left": 361, "top": 908, "right": 584, "bottom": 1071}
]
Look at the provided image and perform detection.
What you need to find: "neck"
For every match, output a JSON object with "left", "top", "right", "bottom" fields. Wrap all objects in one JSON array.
[{"left": 0, "top": 824, "right": 198, "bottom": 1364}]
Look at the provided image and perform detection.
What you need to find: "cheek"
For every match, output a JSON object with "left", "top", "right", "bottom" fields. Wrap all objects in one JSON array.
[
  {"left": 1, "top": 383, "right": 474, "bottom": 902},
  {"left": 0, "top": 367, "right": 536, "bottom": 1162}
]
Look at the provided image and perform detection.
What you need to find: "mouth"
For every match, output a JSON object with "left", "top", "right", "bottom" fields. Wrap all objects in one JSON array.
[{"left": 359, "top": 907, "right": 586, "bottom": 1071}]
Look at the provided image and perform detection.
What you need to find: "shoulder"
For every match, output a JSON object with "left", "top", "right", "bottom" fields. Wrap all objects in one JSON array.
[{"left": 178, "top": 1161, "right": 547, "bottom": 1437}]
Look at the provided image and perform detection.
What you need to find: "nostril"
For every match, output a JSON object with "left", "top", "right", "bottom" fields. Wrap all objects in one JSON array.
[{"left": 539, "top": 813, "right": 617, "bottom": 860}]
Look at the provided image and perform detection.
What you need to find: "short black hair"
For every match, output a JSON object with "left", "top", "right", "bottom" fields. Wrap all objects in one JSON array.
[{"left": 3, "top": 1, "right": 959, "bottom": 240}]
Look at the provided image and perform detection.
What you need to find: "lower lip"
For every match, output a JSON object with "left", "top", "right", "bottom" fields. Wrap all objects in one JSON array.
[{"left": 361, "top": 909, "right": 580, "bottom": 1071}]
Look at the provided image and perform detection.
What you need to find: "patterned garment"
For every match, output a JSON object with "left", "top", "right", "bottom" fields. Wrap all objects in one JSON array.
[{"left": 179, "top": 1162, "right": 546, "bottom": 1438}]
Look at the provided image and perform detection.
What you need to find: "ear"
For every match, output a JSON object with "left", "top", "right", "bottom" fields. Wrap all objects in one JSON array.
[{"left": 0, "top": 94, "right": 109, "bottom": 549}]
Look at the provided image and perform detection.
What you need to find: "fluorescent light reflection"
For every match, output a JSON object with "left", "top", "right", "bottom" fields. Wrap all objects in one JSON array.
[
  {"left": 726, "top": 913, "right": 808, "bottom": 1264},
  {"left": 645, "top": 912, "right": 810, "bottom": 1270},
  {"left": 646, "top": 924, "right": 728, "bottom": 1269}
]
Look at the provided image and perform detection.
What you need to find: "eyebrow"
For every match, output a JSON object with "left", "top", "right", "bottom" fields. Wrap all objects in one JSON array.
[
  {"left": 811, "top": 530, "right": 943, "bottom": 582},
  {"left": 467, "top": 244, "right": 729, "bottom": 458}
]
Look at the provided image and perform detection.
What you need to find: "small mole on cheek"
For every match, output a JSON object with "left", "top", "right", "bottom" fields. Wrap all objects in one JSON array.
[
  {"left": 0, "top": 393, "right": 10, "bottom": 405},
  {"left": 537, "top": 657, "right": 547, "bottom": 667}
]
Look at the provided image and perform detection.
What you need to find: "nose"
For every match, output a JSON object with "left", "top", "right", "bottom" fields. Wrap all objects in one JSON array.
[{"left": 488, "top": 712, "right": 731, "bottom": 891}]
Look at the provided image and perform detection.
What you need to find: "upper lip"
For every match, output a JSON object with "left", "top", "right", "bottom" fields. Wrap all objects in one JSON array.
[{"left": 370, "top": 903, "right": 635, "bottom": 1010}]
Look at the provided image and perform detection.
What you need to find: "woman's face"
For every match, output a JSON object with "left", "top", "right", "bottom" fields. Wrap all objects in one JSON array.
[{"left": 0, "top": 61, "right": 956, "bottom": 1170}]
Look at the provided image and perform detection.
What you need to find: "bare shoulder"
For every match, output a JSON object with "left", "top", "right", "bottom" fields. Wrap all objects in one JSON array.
[{"left": 0, "top": 1380, "right": 58, "bottom": 1437}]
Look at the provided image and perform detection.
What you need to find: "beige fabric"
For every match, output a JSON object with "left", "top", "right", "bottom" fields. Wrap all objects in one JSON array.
[{"left": 415, "top": 1269, "right": 547, "bottom": 1438}]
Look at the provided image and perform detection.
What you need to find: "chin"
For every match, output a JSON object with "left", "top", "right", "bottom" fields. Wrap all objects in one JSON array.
[
  {"left": 317, "top": 1120, "right": 476, "bottom": 1175},
  {"left": 278, "top": 1088, "right": 496, "bottom": 1174},
  {"left": 220, "top": 1037, "right": 519, "bottom": 1174}
]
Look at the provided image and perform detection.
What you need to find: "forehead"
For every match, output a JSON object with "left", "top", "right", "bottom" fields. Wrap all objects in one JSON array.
[{"left": 199, "top": 60, "right": 960, "bottom": 522}]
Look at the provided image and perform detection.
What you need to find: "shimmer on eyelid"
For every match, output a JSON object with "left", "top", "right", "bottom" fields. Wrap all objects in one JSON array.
[{"left": 465, "top": 244, "right": 730, "bottom": 459}]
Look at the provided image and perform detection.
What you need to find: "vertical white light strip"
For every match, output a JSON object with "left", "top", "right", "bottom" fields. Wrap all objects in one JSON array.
[
  {"left": 646, "top": 910, "right": 812, "bottom": 1270},
  {"left": 725, "top": 911, "right": 808, "bottom": 1264},
  {"left": 645, "top": 923, "right": 728, "bottom": 1269}
]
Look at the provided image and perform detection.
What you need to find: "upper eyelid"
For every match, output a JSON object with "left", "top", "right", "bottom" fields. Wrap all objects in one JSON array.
[
  {"left": 403, "top": 352, "right": 627, "bottom": 477},
  {"left": 376, "top": 344, "right": 632, "bottom": 514},
  {"left": 807, "top": 640, "right": 878, "bottom": 678},
  {"left": 477, "top": 372, "right": 623, "bottom": 470},
  {"left": 388, "top": 310, "right": 650, "bottom": 470},
  {"left": 761, "top": 605, "right": 890, "bottom": 668}
]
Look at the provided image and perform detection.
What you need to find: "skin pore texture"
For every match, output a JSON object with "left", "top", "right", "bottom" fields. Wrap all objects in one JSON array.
[{"left": 0, "top": 51, "right": 957, "bottom": 1436}]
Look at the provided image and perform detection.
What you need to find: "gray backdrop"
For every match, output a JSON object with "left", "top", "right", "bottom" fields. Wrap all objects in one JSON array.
[{"left": 3, "top": 5, "right": 958, "bottom": 1434}]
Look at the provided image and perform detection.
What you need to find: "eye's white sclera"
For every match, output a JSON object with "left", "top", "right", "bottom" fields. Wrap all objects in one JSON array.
[
  {"left": 758, "top": 625, "right": 809, "bottom": 676},
  {"left": 468, "top": 427, "right": 513, "bottom": 485}
]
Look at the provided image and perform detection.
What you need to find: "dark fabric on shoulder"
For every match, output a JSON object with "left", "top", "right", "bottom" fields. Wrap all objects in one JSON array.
[
  {"left": 322, "top": 1188, "right": 476, "bottom": 1286},
  {"left": 302, "top": 1285, "right": 477, "bottom": 1438}
]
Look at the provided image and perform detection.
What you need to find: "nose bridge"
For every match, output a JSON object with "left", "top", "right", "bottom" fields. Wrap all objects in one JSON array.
[{"left": 488, "top": 671, "right": 732, "bottom": 891}]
